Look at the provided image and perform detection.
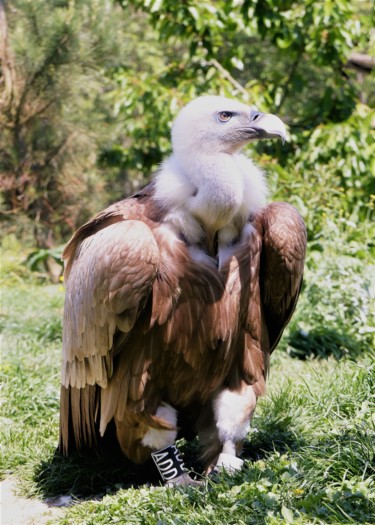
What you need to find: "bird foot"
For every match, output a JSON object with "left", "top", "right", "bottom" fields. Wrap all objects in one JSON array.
[
  {"left": 215, "top": 452, "right": 244, "bottom": 473},
  {"left": 166, "top": 473, "right": 203, "bottom": 487}
]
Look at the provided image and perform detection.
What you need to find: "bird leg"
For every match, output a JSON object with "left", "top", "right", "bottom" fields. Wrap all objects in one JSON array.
[
  {"left": 204, "top": 383, "right": 257, "bottom": 474},
  {"left": 142, "top": 403, "right": 200, "bottom": 486}
]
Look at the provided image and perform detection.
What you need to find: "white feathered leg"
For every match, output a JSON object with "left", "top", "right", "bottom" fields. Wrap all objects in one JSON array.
[
  {"left": 211, "top": 384, "right": 257, "bottom": 473},
  {"left": 141, "top": 403, "right": 178, "bottom": 450}
]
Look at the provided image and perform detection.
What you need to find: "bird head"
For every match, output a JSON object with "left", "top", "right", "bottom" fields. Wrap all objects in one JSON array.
[{"left": 172, "top": 96, "right": 287, "bottom": 156}]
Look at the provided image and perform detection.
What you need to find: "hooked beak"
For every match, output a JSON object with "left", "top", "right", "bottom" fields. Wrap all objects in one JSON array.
[{"left": 246, "top": 110, "right": 287, "bottom": 143}]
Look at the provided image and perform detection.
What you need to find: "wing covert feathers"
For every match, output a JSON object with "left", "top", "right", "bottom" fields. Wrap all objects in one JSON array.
[{"left": 61, "top": 219, "right": 160, "bottom": 390}]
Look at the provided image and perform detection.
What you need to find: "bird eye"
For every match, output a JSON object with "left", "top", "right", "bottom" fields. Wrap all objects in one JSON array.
[{"left": 218, "top": 111, "right": 233, "bottom": 122}]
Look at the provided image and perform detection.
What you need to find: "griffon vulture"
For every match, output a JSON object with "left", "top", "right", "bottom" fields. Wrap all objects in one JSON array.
[{"left": 60, "top": 96, "right": 306, "bottom": 485}]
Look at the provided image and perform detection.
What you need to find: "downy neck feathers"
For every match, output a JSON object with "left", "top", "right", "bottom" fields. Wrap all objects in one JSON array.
[{"left": 154, "top": 150, "right": 268, "bottom": 249}]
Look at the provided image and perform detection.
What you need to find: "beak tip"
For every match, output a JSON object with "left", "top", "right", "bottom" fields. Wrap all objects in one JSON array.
[{"left": 251, "top": 113, "right": 287, "bottom": 144}]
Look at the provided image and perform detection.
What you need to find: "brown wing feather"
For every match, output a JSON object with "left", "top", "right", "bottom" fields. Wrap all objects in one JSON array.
[
  {"left": 236, "top": 224, "right": 267, "bottom": 387},
  {"left": 62, "top": 220, "right": 159, "bottom": 387},
  {"left": 60, "top": 213, "right": 160, "bottom": 454},
  {"left": 259, "top": 202, "right": 307, "bottom": 352},
  {"left": 239, "top": 203, "right": 306, "bottom": 390}
]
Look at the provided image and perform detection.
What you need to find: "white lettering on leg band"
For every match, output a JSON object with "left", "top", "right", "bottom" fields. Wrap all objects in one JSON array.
[{"left": 151, "top": 444, "right": 185, "bottom": 482}]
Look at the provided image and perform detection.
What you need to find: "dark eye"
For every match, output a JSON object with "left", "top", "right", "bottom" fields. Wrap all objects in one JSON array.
[{"left": 218, "top": 111, "right": 233, "bottom": 122}]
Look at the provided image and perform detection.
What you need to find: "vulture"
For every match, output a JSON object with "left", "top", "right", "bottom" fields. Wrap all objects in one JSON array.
[{"left": 60, "top": 96, "right": 306, "bottom": 485}]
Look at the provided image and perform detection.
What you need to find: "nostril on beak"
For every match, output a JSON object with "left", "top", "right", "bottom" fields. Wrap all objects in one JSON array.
[{"left": 250, "top": 110, "right": 263, "bottom": 123}]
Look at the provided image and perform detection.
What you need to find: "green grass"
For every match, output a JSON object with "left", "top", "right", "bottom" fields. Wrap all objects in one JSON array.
[
  {"left": 1, "top": 244, "right": 374, "bottom": 524},
  {"left": 0, "top": 284, "right": 63, "bottom": 478}
]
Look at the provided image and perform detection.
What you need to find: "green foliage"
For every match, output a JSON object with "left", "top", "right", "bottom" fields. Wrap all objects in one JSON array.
[
  {"left": 120, "top": 0, "right": 360, "bottom": 66},
  {"left": 2, "top": 0, "right": 374, "bottom": 244},
  {"left": 106, "top": 0, "right": 374, "bottom": 233},
  {"left": 0, "top": 234, "right": 64, "bottom": 285},
  {"left": 275, "top": 215, "right": 375, "bottom": 360},
  {"left": 25, "top": 246, "right": 64, "bottom": 271},
  {"left": 299, "top": 251, "right": 374, "bottom": 348},
  {"left": 0, "top": 234, "right": 39, "bottom": 285},
  {"left": 0, "top": 0, "right": 128, "bottom": 245},
  {"left": 25, "top": 246, "right": 64, "bottom": 284},
  {"left": 294, "top": 105, "right": 375, "bottom": 207},
  {"left": 263, "top": 103, "right": 375, "bottom": 241}
]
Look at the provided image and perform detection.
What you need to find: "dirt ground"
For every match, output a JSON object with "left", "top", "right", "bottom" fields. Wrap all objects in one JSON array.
[{"left": 0, "top": 478, "right": 67, "bottom": 525}]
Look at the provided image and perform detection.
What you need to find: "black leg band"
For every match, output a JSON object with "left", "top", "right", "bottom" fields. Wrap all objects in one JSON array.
[{"left": 151, "top": 444, "right": 186, "bottom": 482}]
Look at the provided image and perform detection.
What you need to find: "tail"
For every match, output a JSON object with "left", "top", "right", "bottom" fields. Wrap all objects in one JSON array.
[{"left": 59, "top": 385, "right": 98, "bottom": 455}]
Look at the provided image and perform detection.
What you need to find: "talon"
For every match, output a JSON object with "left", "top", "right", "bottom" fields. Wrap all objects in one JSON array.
[{"left": 166, "top": 473, "right": 203, "bottom": 487}]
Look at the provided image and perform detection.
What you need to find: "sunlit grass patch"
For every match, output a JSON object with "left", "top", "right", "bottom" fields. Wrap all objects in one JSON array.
[{"left": 0, "top": 284, "right": 63, "bottom": 479}]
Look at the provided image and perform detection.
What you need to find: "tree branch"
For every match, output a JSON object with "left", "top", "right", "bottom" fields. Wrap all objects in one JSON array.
[
  {"left": 43, "top": 132, "right": 76, "bottom": 170},
  {"left": 346, "top": 52, "right": 375, "bottom": 73},
  {"left": 0, "top": 0, "right": 17, "bottom": 109},
  {"left": 202, "top": 58, "right": 249, "bottom": 99},
  {"left": 19, "top": 98, "right": 56, "bottom": 127},
  {"left": 14, "top": 33, "right": 69, "bottom": 130}
]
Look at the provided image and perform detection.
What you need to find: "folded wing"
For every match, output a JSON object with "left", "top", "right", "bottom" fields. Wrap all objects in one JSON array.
[
  {"left": 260, "top": 202, "right": 307, "bottom": 352},
  {"left": 241, "top": 202, "right": 306, "bottom": 393},
  {"left": 60, "top": 217, "right": 160, "bottom": 453}
]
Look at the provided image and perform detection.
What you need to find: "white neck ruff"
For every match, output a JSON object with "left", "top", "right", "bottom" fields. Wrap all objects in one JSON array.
[{"left": 154, "top": 151, "right": 268, "bottom": 246}]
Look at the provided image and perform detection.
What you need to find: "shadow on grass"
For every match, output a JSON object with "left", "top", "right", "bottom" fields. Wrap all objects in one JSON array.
[
  {"left": 242, "top": 415, "right": 301, "bottom": 462},
  {"left": 34, "top": 418, "right": 298, "bottom": 500},
  {"left": 34, "top": 447, "right": 162, "bottom": 499},
  {"left": 34, "top": 424, "right": 162, "bottom": 498},
  {"left": 286, "top": 327, "right": 364, "bottom": 361}
]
